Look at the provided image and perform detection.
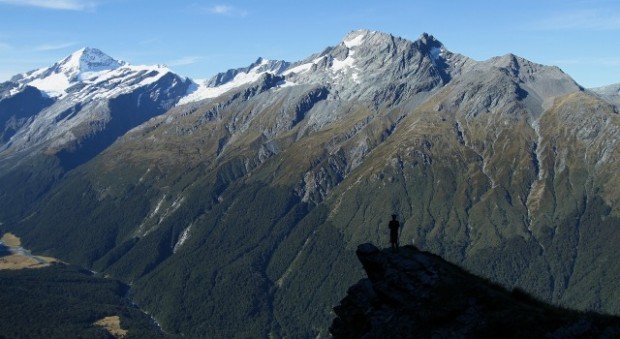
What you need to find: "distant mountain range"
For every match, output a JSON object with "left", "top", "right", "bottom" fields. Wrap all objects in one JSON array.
[
  {"left": 0, "top": 30, "right": 618, "bottom": 337},
  {"left": 591, "top": 82, "right": 620, "bottom": 107}
]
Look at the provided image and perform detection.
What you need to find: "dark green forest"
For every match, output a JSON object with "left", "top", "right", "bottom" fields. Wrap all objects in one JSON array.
[{"left": 0, "top": 263, "right": 164, "bottom": 338}]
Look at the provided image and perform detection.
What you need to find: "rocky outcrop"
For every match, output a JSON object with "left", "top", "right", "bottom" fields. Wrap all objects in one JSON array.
[{"left": 330, "top": 243, "right": 620, "bottom": 338}]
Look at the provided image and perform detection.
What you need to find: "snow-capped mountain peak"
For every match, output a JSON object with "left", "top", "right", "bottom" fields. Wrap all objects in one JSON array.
[
  {"left": 176, "top": 30, "right": 463, "bottom": 105},
  {"left": 0, "top": 47, "right": 191, "bottom": 157},
  {"left": 57, "top": 47, "right": 124, "bottom": 80},
  {"left": 10, "top": 47, "right": 173, "bottom": 100}
]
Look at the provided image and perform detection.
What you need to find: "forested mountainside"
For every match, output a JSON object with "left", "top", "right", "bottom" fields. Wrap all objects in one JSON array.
[{"left": 0, "top": 30, "right": 618, "bottom": 337}]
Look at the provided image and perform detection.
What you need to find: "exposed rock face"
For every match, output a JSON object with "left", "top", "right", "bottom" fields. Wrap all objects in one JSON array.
[
  {"left": 0, "top": 48, "right": 192, "bottom": 168},
  {"left": 1, "top": 30, "right": 620, "bottom": 337},
  {"left": 591, "top": 83, "right": 620, "bottom": 108},
  {"left": 330, "top": 243, "right": 620, "bottom": 338},
  {"left": 0, "top": 86, "right": 54, "bottom": 144}
]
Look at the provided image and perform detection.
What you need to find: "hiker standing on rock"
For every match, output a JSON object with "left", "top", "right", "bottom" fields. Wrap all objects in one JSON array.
[{"left": 389, "top": 214, "right": 400, "bottom": 252}]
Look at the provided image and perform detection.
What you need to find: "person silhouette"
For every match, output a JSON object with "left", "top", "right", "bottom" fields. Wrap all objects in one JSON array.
[{"left": 389, "top": 214, "right": 400, "bottom": 252}]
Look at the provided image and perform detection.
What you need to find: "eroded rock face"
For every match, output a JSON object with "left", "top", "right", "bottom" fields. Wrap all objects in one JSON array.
[
  {"left": 330, "top": 243, "right": 620, "bottom": 338},
  {"left": 2, "top": 30, "right": 620, "bottom": 337}
]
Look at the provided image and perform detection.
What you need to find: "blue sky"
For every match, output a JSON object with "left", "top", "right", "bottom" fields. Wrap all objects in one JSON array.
[{"left": 0, "top": 0, "right": 618, "bottom": 87}]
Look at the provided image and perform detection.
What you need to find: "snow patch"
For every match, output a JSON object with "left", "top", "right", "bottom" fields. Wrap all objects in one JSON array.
[
  {"left": 85, "top": 65, "right": 170, "bottom": 100},
  {"left": 178, "top": 61, "right": 273, "bottom": 105},
  {"left": 332, "top": 54, "right": 356, "bottom": 72},
  {"left": 277, "top": 80, "right": 298, "bottom": 88},
  {"left": 27, "top": 72, "right": 71, "bottom": 97},
  {"left": 8, "top": 87, "right": 22, "bottom": 96},
  {"left": 282, "top": 56, "right": 324, "bottom": 76},
  {"left": 343, "top": 33, "right": 366, "bottom": 48},
  {"left": 282, "top": 62, "right": 313, "bottom": 76},
  {"left": 330, "top": 49, "right": 360, "bottom": 83}
]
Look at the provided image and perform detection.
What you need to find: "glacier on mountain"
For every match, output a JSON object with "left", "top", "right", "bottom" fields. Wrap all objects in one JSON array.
[{"left": 10, "top": 47, "right": 169, "bottom": 101}]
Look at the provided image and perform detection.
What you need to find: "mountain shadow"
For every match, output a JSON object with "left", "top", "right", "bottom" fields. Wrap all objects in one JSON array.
[
  {"left": 0, "top": 86, "right": 54, "bottom": 144},
  {"left": 330, "top": 243, "right": 620, "bottom": 338}
]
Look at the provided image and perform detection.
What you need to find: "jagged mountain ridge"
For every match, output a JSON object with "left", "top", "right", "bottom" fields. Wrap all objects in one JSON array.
[
  {"left": 180, "top": 30, "right": 474, "bottom": 105},
  {"left": 1, "top": 30, "right": 459, "bottom": 157},
  {"left": 0, "top": 30, "right": 580, "bottom": 160},
  {"left": 0, "top": 30, "right": 618, "bottom": 338}
]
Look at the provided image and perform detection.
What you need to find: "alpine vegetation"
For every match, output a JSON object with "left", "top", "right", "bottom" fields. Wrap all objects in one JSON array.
[{"left": 0, "top": 30, "right": 619, "bottom": 337}]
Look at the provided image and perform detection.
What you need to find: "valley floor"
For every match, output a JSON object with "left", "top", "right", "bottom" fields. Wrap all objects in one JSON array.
[{"left": 0, "top": 233, "right": 166, "bottom": 338}]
